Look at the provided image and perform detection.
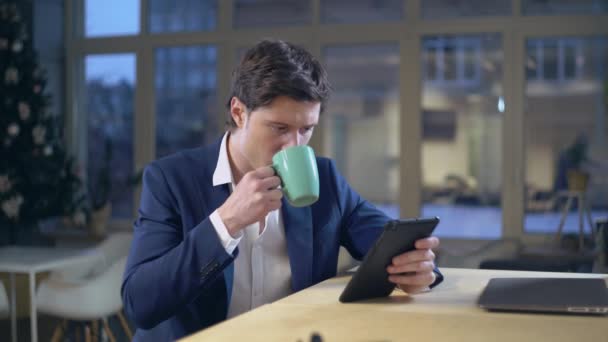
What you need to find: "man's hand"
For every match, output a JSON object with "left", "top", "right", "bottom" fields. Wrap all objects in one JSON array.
[
  {"left": 217, "top": 166, "right": 282, "bottom": 237},
  {"left": 386, "top": 237, "right": 440, "bottom": 294}
]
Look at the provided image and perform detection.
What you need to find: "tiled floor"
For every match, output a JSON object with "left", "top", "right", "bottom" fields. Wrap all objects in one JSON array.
[
  {"left": 0, "top": 314, "right": 132, "bottom": 342},
  {"left": 0, "top": 314, "right": 60, "bottom": 342}
]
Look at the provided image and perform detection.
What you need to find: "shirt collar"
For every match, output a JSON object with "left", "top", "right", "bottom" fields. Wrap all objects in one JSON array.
[{"left": 212, "top": 132, "right": 234, "bottom": 187}]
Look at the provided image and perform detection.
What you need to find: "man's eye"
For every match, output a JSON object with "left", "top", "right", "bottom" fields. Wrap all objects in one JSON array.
[
  {"left": 301, "top": 127, "right": 314, "bottom": 134},
  {"left": 272, "top": 126, "right": 288, "bottom": 133}
]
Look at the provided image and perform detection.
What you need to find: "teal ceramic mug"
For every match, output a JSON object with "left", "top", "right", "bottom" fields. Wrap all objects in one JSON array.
[{"left": 272, "top": 145, "right": 319, "bottom": 207}]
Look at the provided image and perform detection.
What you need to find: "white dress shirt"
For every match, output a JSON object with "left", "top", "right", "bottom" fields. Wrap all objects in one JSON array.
[{"left": 209, "top": 133, "right": 292, "bottom": 318}]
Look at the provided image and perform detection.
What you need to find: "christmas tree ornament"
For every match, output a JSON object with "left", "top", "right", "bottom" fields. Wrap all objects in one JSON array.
[
  {"left": 43, "top": 145, "right": 53, "bottom": 156},
  {"left": 32, "top": 125, "right": 46, "bottom": 144},
  {"left": 7, "top": 123, "right": 19, "bottom": 136},
  {"left": 1, "top": 195, "right": 24, "bottom": 219},
  {"left": 5, "top": 67, "right": 18, "bottom": 84},
  {"left": 18, "top": 102, "right": 30, "bottom": 120},
  {"left": 0, "top": 175, "right": 11, "bottom": 193},
  {"left": 12, "top": 40, "right": 22, "bottom": 52}
]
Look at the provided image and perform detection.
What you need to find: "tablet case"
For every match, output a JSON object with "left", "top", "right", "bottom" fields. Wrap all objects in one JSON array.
[{"left": 339, "top": 217, "right": 439, "bottom": 303}]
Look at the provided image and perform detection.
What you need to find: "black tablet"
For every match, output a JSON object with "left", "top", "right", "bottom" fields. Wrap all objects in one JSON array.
[{"left": 339, "top": 217, "right": 440, "bottom": 303}]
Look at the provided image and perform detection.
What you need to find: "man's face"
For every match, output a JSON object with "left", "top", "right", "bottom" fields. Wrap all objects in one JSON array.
[{"left": 230, "top": 96, "right": 320, "bottom": 170}]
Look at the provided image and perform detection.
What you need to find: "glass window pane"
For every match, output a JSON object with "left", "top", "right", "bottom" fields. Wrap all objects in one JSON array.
[
  {"left": 523, "top": 0, "right": 608, "bottom": 15},
  {"left": 444, "top": 44, "right": 458, "bottom": 81},
  {"left": 234, "top": 0, "right": 311, "bottom": 28},
  {"left": 421, "top": 34, "right": 504, "bottom": 239},
  {"left": 155, "top": 46, "right": 219, "bottom": 158},
  {"left": 148, "top": 0, "right": 218, "bottom": 33},
  {"left": 524, "top": 37, "right": 608, "bottom": 236},
  {"left": 323, "top": 44, "right": 400, "bottom": 218},
  {"left": 564, "top": 43, "right": 577, "bottom": 79},
  {"left": 86, "top": 54, "right": 135, "bottom": 219},
  {"left": 85, "top": 0, "right": 139, "bottom": 37},
  {"left": 422, "top": 0, "right": 511, "bottom": 19},
  {"left": 544, "top": 41, "right": 559, "bottom": 80},
  {"left": 526, "top": 39, "right": 590, "bottom": 83},
  {"left": 425, "top": 47, "right": 438, "bottom": 80},
  {"left": 321, "top": 0, "right": 403, "bottom": 24}
]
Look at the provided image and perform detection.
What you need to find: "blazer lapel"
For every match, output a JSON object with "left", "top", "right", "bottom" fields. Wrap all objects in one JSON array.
[{"left": 282, "top": 199, "right": 314, "bottom": 292}]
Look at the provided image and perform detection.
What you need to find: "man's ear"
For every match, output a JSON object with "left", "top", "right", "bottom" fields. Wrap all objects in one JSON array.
[{"left": 230, "top": 97, "right": 248, "bottom": 128}]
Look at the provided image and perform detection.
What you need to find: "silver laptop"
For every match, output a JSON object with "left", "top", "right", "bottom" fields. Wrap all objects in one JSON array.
[{"left": 477, "top": 277, "right": 608, "bottom": 315}]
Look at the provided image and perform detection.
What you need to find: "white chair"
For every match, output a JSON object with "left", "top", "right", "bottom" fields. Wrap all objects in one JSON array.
[{"left": 36, "top": 232, "right": 133, "bottom": 342}]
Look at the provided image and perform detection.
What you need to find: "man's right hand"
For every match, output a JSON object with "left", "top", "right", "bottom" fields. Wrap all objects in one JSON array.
[{"left": 217, "top": 166, "right": 283, "bottom": 237}]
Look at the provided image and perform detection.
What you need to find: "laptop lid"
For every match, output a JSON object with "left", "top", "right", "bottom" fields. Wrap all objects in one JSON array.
[{"left": 477, "top": 277, "right": 608, "bottom": 315}]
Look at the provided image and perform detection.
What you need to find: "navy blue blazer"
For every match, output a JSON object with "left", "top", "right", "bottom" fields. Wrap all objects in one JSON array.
[{"left": 122, "top": 138, "right": 443, "bottom": 341}]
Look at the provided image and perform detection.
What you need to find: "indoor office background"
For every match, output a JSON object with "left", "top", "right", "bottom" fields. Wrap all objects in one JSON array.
[
  {"left": 67, "top": 0, "right": 608, "bottom": 245},
  {"left": 1, "top": 0, "right": 608, "bottom": 340},
  {"left": 9, "top": 0, "right": 608, "bottom": 266}
]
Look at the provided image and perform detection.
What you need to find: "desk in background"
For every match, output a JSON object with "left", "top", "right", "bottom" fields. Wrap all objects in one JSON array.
[{"left": 181, "top": 268, "right": 608, "bottom": 342}]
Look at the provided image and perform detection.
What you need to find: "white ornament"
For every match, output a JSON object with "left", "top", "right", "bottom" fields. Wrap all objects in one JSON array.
[
  {"left": 7, "top": 123, "right": 19, "bottom": 136},
  {"left": 72, "top": 211, "right": 87, "bottom": 226},
  {"left": 43, "top": 145, "right": 53, "bottom": 156},
  {"left": 5, "top": 67, "right": 18, "bottom": 84},
  {"left": 32, "top": 125, "right": 46, "bottom": 144},
  {"left": 18, "top": 102, "right": 30, "bottom": 120},
  {"left": 2, "top": 195, "right": 24, "bottom": 219},
  {"left": 12, "top": 40, "right": 22, "bottom": 53},
  {"left": 0, "top": 175, "right": 11, "bottom": 193}
]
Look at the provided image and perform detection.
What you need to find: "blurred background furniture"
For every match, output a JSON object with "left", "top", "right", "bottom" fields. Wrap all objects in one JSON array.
[
  {"left": 0, "top": 245, "right": 103, "bottom": 342},
  {"left": 36, "top": 232, "right": 133, "bottom": 342},
  {"left": 554, "top": 190, "right": 595, "bottom": 250}
]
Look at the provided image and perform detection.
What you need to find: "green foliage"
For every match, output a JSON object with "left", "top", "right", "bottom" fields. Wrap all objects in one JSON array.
[
  {"left": 86, "top": 137, "right": 142, "bottom": 211},
  {"left": 89, "top": 138, "right": 113, "bottom": 211}
]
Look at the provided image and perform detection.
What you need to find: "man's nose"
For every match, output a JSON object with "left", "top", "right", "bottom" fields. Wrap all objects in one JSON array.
[{"left": 283, "top": 132, "right": 304, "bottom": 149}]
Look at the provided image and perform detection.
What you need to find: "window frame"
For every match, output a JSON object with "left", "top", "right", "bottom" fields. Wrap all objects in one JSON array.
[{"left": 65, "top": 0, "right": 608, "bottom": 243}]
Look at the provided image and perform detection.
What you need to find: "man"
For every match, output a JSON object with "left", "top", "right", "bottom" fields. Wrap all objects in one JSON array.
[{"left": 122, "top": 40, "right": 443, "bottom": 341}]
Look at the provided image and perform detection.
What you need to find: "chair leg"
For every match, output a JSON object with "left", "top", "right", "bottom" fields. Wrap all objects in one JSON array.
[
  {"left": 85, "top": 324, "right": 92, "bottom": 342},
  {"left": 50, "top": 320, "right": 66, "bottom": 342},
  {"left": 117, "top": 310, "right": 133, "bottom": 340},
  {"left": 75, "top": 322, "right": 81, "bottom": 342},
  {"left": 102, "top": 318, "right": 117, "bottom": 342},
  {"left": 92, "top": 320, "right": 99, "bottom": 342}
]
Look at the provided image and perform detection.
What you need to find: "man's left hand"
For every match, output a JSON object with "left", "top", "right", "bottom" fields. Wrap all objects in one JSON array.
[{"left": 386, "top": 237, "right": 440, "bottom": 294}]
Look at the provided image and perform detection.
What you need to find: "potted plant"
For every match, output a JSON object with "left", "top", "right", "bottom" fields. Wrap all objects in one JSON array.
[
  {"left": 88, "top": 138, "right": 113, "bottom": 237},
  {"left": 87, "top": 138, "right": 143, "bottom": 237}
]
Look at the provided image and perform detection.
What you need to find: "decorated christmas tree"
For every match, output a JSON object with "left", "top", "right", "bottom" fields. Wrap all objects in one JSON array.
[{"left": 0, "top": 2, "right": 85, "bottom": 244}]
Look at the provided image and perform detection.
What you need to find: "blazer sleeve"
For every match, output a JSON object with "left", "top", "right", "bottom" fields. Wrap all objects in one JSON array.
[
  {"left": 327, "top": 160, "right": 443, "bottom": 289},
  {"left": 121, "top": 163, "right": 235, "bottom": 329}
]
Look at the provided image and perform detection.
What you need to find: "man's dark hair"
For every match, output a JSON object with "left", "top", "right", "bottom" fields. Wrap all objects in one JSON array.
[{"left": 226, "top": 39, "right": 331, "bottom": 129}]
